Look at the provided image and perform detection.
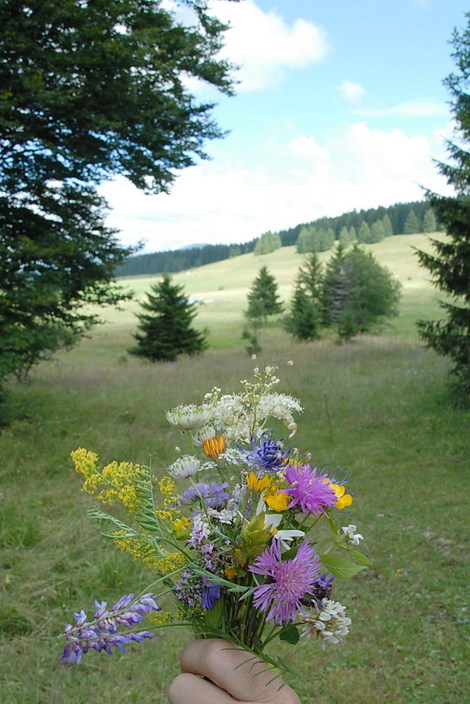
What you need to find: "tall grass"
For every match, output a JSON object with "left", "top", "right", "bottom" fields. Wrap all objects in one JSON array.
[{"left": 0, "top": 236, "right": 468, "bottom": 703}]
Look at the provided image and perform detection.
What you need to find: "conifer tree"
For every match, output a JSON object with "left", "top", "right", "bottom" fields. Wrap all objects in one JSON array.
[
  {"left": 382, "top": 214, "right": 394, "bottom": 237},
  {"left": 370, "top": 219, "right": 385, "bottom": 243},
  {"left": 422, "top": 208, "right": 437, "bottom": 232},
  {"left": 339, "top": 226, "right": 350, "bottom": 245},
  {"left": 129, "top": 277, "right": 207, "bottom": 362},
  {"left": 357, "top": 221, "right": 371, "bottom": 243},
  {"left": 404, "top": 210, "right": 421, "bottom": 234},
  {"left": 284, "top": 283, "right": 320, "bottom": 341},
  {"left": 285, "top": 252, "right": 322, "bottom": 340},
  {"left": 246, "top": 266, "right": 283, "bottom": 322},
  {"left": 319, "top": 243, "right": 346, "bottom": 326},
  {"left": 416, "top": 14, "right": 470, "bottom": 401}
]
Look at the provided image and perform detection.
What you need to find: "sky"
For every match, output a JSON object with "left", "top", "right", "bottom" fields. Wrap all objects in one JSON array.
[{"left": 100, "top": 0, "right": 468, "bottom": 254}]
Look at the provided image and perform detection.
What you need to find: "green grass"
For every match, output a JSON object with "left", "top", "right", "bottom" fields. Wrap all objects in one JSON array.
[{"left": 1, "top": 235, "right": 469, "bottom": 704}]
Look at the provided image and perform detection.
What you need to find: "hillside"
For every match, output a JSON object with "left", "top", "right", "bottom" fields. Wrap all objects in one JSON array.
[{"left": 100, "top": 233, "right": 445, "bottom": 345}]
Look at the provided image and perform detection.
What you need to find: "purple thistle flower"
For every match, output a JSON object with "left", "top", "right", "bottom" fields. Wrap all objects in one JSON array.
[
  {"left": 281, "top": 464, "right": 337, "bottom": 515},
  {"left": 179, "top": 481, "right": 229, "bottom": 509},
  {"left": 243, "top": 432, "right": 290, "bottom": 472},
  {"left": 248, "top": 540, "right": 320, "bottom": 625},
  {"left": 60, "top": 593, "right": 160, "bottom": 664}
]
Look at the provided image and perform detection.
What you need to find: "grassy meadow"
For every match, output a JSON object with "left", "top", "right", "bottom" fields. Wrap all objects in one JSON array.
[{"left": 0, "top": 234, "right": 469, "bottom": 704}]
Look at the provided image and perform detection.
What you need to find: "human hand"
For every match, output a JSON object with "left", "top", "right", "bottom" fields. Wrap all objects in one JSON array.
[{"left": 167, "top": 638, "right": 301, "bottom": 704}]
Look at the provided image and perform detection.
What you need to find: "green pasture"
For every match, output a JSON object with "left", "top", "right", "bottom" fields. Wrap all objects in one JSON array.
[
  {"left": 95, "top": 233, "right": 448, "bottom": 351},
  {"left": 0, "top": 234, "right": 469, "bottom": 704}
]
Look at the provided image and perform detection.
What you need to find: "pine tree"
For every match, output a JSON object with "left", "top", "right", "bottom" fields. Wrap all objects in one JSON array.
[
  {"left": 404, "top": 210, "right": 421, "bottom": 234},
  {"left": 246, "top": 266, "right": 283, "bottom": 322},
  {"left": 296, "top": 226, "right": 314, "bottom": 253},
  {"left": 416, "top": 14, "right": 470, "bottom": 401},
  {"left": 129, "top": 277, "right": 207, "bottom": 362}
]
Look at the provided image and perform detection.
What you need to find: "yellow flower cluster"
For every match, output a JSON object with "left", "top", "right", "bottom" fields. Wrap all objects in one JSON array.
[
  {"left": 112, "top": 531, "right": 185, "bottom": 575},
  {"left": 156, "top": 476, "right": 181, "bottom": 524},
  {"left": 70, "top": 448, "right": 102, "bottom": 494},
  {"left": 246, "top": 471, "right": 289, "bottom": 512},
  {"left": 70, "top": 448, "right": 145, "bottom": 513},
  {"left": 148, "top": 610, "right": 173, "bottom": 626}
]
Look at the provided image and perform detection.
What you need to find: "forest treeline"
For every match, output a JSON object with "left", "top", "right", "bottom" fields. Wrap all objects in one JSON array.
[{"left": 116, "top": 199, "right": 440, "bottom": 277}]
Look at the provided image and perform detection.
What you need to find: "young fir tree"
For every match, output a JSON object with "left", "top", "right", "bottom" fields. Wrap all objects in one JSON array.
[
  {"left": 416, "top": 14, "right": 470, "bottom": 402},
  {"left": 129, "top": 277, "right": 207, "bottom": 362},
  {"left": 285, "top": 253, "right": 322, "bottom": 340},
  {"left": 284, "top": 283, "right": 320, "bottom": 341},
  {"left": 246, "top": 266, "right": 284, "bottom": 322}
]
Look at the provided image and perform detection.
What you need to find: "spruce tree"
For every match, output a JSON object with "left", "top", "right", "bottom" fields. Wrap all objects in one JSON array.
[
  {"left": 285, "top": 283, "right": 320, "bottom": 341},
  {"left": 357, "top": 221, "right": 371, "bottom": 243},
  {"left": 416, "top": 14, "right": 470, "bottom": 401},
  {"left": 422, "top": 208, "right": 437, "bottom": 232},
  {"left": 129, "top": 277, "right": 207, "bottom": 362},
  {"left": 319, "top": 244, "right": 346, "bottom": 326},
  {"left": 370, "top": 219, "right": 385, "bottom": 243},
  {"left": 382, "top": 214, "right": 394, "bottom": 237},
  {"left": 246, "top": 266, "right": 283, "bottom": 322},
  {"left": 404, "top": 210, "right": 421, "bottom": 234},
  {"left": 285, "top": 252, "right": 323, "bottom": 340}
]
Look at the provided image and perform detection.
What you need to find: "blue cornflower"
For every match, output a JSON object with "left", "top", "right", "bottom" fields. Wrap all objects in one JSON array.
[
  {"left": 243, "top": 432, "right": 290, "bottom": 472},
  {"left": 60, "top": 593, "right": 160, "bottom": 664}
]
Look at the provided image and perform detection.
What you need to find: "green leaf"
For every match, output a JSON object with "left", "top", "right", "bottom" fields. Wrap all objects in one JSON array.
[
  {"left": 319, "top": 553, "right": 366, "bottom": 579},
  {"left": 343, "top": 547, "right": 373, "bottom": 566},
  {"left": 279, "top": 625, "right": 300, "bottom": 645}
]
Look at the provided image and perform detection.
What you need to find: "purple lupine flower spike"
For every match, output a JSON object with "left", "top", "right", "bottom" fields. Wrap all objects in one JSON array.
[{"left": 60, "top": 593, "right": 160, "bottom": 664}]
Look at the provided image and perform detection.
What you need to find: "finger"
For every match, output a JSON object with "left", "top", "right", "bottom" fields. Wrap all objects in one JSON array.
[
  {"left": 179, "top": 639, "right": 288, "bottom": 703},
  {"left": 167, "top": 672, "right": 235, "bottom": 704}
]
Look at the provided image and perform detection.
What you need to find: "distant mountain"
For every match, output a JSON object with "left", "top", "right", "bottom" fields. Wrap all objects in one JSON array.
[{"left": 179, "top": 243, "right": 209, "bottom": 250}]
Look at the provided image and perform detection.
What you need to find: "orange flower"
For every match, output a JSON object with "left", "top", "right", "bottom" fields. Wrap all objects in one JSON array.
[{"left": 202, "top": 435, "right": 226, "bottom": 459}]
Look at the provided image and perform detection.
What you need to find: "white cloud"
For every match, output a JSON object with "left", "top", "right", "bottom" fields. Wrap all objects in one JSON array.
[
  {"left": 339, "top": 80, "right": 365, "bottom": 102},
  {"left": 357, "top": 100, "right": 448, "bottom": 119},
  {"left": 208, "top": 0, "right": 329, "bottom": 91},
  {"left": 101, "top": 121, "right": 450, "bottom": 253}
]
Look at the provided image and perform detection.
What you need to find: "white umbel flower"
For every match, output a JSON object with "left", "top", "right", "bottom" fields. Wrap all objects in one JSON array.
[
  {"left": 168, "top": 455, "right": 214, "bottom": 478},
  {"left": 165, "top": 404, "right": 212, "bottom": 430},
  {"left": 301, "top": 599, "right": 351, "bottom": 644}
]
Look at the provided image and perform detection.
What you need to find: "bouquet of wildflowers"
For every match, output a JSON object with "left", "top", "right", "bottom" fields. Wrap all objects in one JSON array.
[{"left": 61, "top": 364, "right": 369, "bottom": 671}]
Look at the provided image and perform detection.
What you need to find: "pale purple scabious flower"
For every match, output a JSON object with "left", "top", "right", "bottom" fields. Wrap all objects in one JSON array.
[
  {"left": 179, "top": 481, "right": 229, "bottom": 509},
  {"left": 281, "top": 464, "right": 337, "bottom": 515},
  {"left": 60, "top": 593, "right": 159, "bottom": 664},
  {"left": 249, "top": 540, "right": 320, "bottom": 624},
  {"left": 242, "top": 432, "right": 290, "bottom": 472}
]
